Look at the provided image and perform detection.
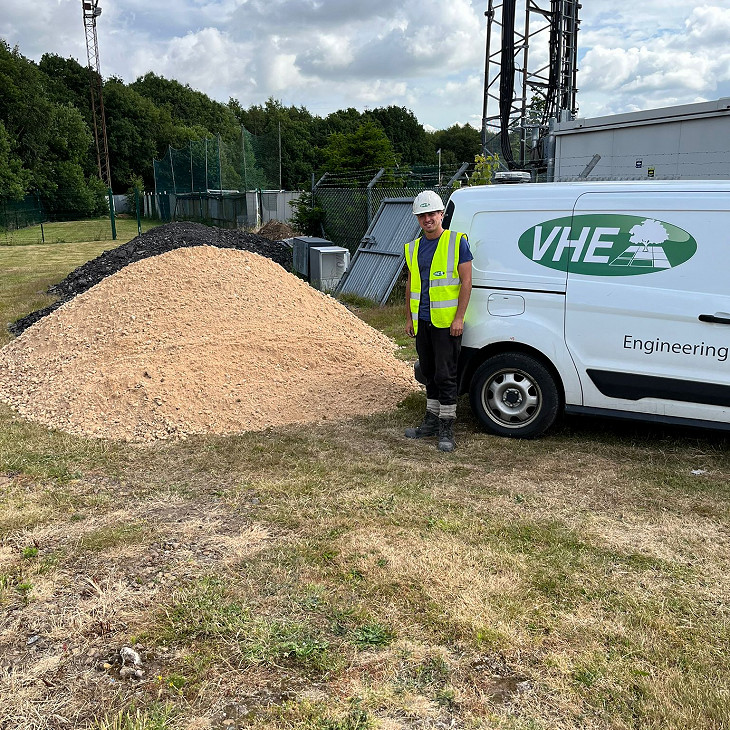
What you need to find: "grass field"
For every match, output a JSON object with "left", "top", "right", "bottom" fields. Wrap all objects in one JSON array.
[
  {"left": 0, "top": 220, "right": 159, "bottom": 348},
  {"left": 0, "top": 237, "right": 729, "bottom": 730},
  {"left": 0, "top": 216, "right": 157, "bottom": 247}
]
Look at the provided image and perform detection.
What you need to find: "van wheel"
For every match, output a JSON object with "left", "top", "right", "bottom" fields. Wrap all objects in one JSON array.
[{"left": 470, "top": 353, "right": 559, "bottom": 438}]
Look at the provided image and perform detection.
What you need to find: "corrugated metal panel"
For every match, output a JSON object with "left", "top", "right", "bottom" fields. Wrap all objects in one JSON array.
[{"left": 335, "top": 198, "right": 419, "bottom": 304}]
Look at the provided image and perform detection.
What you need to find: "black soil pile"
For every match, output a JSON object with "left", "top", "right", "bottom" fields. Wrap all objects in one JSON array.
[{"left": 8, "top": 222, "right": 293, "bottom": 336}]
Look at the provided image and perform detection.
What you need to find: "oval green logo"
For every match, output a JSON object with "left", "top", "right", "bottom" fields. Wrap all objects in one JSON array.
[{"left": 518, "top": 214, "right": 697, "bottom": 276}]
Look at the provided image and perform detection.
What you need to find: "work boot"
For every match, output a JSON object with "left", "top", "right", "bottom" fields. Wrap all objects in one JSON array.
[
  {"left": 437, "top": 418, "right": 456, "bottom": 452},
  {"left": 405, "top": 410, "right": 440, "bottom": 439}
]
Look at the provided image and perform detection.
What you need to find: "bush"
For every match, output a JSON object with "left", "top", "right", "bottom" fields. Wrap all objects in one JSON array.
[{"left": 290, "top": 192, "right": 326, "bottom": 236}]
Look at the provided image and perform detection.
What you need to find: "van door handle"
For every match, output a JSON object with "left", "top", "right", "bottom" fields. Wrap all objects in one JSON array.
[{"left": 699, "top": 314, "right": 730, "bottom": 325}]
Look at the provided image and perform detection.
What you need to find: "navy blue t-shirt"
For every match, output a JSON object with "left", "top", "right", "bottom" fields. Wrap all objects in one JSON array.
[{"left": 417, "top": 232, "right": 473, "bottom": 321}]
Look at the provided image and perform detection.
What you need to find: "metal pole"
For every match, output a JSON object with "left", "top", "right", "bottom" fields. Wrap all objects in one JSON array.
[
  {"left": 366, "top": 168, "right": 385, "bottom": 224},
  {"left": 152, "top": 158, "right": 159, "bottom": 218},
  {"left": 520, "top": 2, "right": 531, "bottom": 167},
  {"left": 108, "top": 187, "right": 117, "bottom": 240},
  {"left": 278, "top": 120, "right": 282, "bottom": 190},
  {"left": 190, "top": 139, "right": 194, "bottom": 193},
  {"left": 169, "top": 145, "right": 176, "bottom": 194},
  {"left": 242, "top": 126, "right": 248, "bottom": 191},
  {"left": 447, "top": 162, "right": 470, "bottom": 187},
  {"left": 217, "top": 134, "right": 222, "bottom": 193},
  {"left": 205, "top": 138, "right": 208, "bottom": 191},
  {"left": 481, "top": 1, "right": 495, "bottom": 155},
  {"left": 135, "top": 187, "right": 141, "bottom": 235}
]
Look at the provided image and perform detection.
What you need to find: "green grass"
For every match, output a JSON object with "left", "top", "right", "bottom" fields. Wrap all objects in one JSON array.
[
  {"left": 0, "top": 216, "right": 157, "bottom": 246},
  {"left": 0, "top": 235, "right": 729, "bottom": 730},
  {"left": 0, "top": 218, "right": 160, "bottom": 347}
]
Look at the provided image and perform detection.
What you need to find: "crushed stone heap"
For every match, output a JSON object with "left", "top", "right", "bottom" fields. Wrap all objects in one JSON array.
[
  {"left": 0, "top": 246, "right": 416, "bottom": 442},
  {"left": 8, "top": 222, "right": 294, "bottom": 335}
]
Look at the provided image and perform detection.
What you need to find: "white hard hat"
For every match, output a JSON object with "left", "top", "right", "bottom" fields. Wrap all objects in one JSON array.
[{"left": 412, "top": 190, "right": 444, "bottom": 215}]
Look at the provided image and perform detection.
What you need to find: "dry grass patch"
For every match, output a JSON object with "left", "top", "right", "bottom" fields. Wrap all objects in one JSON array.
[{"left": 2, "top": 242, "right": 730, "bottom": 729}]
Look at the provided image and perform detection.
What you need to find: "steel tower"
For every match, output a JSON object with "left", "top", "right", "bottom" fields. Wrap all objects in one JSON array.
[
  {"left": 82, "top": 0, "right": 112, "bottom": 188},
  {"left": 481, "top": 0, "right": 580, "bottom": 172}
]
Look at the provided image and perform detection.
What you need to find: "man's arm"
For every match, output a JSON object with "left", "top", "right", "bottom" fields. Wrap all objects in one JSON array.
[
  {"left": 450, "top": 260, "right": 472, "bottom": 336},
  {"left": 405, "top": 268, "right": 415, "bottom": 337}
]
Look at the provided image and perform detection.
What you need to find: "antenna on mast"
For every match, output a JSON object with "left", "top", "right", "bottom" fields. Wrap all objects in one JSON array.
[
  {"left": 82, "top": 0, "right": 112, "bottom": 188},
  {"left": 481, "top": 0, "right": 580, "bottom": 173}
]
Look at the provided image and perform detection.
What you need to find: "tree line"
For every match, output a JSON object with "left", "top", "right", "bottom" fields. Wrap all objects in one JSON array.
[{"left": 0, "top": 40, "right": 482, "bottom": 216}]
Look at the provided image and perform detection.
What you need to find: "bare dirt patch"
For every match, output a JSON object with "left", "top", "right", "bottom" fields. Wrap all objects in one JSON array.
[
  {"left": 256, "top": 220, "right": 297, "bottom": 241},
  {"left": 0, "top": 246, "right": 416, "bottom": 442}
]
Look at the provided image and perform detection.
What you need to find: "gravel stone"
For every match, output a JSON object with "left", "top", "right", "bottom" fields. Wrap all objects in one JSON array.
[
  {"left": 8, "top": 222, "right": 293, "bottom": 336},
  {"left": 0, "top": 245, "right": 416, "bottom": 442}
]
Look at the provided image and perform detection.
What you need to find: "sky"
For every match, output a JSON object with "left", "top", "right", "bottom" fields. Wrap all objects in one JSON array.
[{"left": 2, "top": 0, "right": 730, "bottom": 131}]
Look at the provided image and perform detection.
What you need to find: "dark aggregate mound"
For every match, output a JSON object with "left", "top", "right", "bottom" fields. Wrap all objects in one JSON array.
[{"left": 8, "top": 222, "right": 293, "bottom": 336}]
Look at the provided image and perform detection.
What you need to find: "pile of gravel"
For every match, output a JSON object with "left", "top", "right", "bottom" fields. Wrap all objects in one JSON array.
[
  {"left": 9, "top": 222, "right": 293, "bottom": 336},
  {"left": 0, "top": 246, "right": 416, "bottom": 442}
]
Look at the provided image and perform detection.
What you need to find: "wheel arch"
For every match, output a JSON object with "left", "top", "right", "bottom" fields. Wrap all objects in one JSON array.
[{"left": 459, "top": 341, "right": 566, "bottom": 410}]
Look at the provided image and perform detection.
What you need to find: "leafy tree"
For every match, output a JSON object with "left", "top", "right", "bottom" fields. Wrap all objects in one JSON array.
[
  {"left": 0, "top": 120, "right": 30, "bottom": 199},
  {"left": 366, "top": 106, "right": 431, "bottom": 165},
  {"left": 315, "top": 108, "right": 364, "bottom": 143},
  {"left": 230, "top": 98, "right": 318, "bottom": 189},
  {"left": 38, "top": 54, "right": 92, "bottom": 123},
  {"left": 103, "top": 80, "right": 169, "bottom": 190},
  {"left": 428, "top": 124, "right": 481, "bottom": 166},
  {"left": 131, "top": 72, "right": 240, "bottom": 142},
  {"left": 289, "top": 191, "right": 325, "bottom": 236},
  {"left": 0, "top": 41, "right": 100, "bottom": 216},
  {"left": 321, "top": 120, "right": 396, "bottom": 173},
  {"left": 0, "top": 40, "right": 56, "bottom": 190},
  {"left": 468, "top": 153, "right": 501, "bottom": 185}
]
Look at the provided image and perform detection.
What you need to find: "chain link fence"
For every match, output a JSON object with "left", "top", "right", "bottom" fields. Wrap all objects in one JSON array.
[
  {"left": 0, "top": 195, "right": 43, "bottom": 235},
  {"left": 1, "top": 191, "right": 121, "bottom": 245},
  {"left": 313, "top": 165, "right": 469, "bottom": 253}
]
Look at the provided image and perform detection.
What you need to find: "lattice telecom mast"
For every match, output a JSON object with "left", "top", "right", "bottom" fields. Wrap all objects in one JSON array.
[
  {"left": 481, "top": 0, "right": 580, "bottom": 171},
  {"left": 82, "top": 0, "right": 112, "bottom": 188}
]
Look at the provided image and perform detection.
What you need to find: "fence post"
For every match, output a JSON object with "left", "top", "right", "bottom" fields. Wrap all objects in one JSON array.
[
  {"left": 169, "top": 145, "right": 176, "bottom": 195},
  {"left": 447, "top": 162, "right": 470, "bottom": 187},
  {"left": 135, "top": 187, "right": 142, "bottom": 236},
  {"left": 108, "top": 188, "right": 117, "bottom": 240},
  {"left": 366, "top": 168, "right": 385, "bottom": 224}
]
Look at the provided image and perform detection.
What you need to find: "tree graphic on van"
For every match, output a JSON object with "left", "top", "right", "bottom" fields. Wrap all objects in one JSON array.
[
  {"left": 609, "top": 219, "right": 671, "bottom": 269},
  {"left": 517, "top": 214, "right": 697, "bottom": 276}
]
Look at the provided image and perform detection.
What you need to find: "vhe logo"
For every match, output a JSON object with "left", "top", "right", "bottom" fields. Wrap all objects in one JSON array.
[{"left": 518, "top": 214, "right": 697, "bottom": 276}]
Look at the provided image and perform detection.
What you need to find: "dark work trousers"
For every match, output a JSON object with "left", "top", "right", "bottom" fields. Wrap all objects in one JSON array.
[{"left": 416, "top": 319, "right": 462, "bottom": 406}]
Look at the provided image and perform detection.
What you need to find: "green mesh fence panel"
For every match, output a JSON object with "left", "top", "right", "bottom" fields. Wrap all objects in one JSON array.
[
  {"left": 242, "top": 127, "right": 278, "bottom": 190},
  {"left": 0, "top": 194, "right": 44, "bottom": 232},
  {"left": 153, "top": 128, "right": 279, "bottom": 196}
]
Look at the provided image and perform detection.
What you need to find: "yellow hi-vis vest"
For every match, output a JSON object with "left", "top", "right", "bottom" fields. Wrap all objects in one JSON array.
[{"left": 405, "top": 230, "right": 463, "bottom": 334}]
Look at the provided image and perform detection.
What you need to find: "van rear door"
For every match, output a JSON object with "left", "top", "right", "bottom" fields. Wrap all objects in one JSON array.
[{"left": 564, "top": 190, "right": 730, "bottom": 423}]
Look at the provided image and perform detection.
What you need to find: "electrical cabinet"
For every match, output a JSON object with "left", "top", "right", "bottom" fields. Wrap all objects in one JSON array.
[{"left": 309, "top": 246, "right": 350, "bottom": 291}]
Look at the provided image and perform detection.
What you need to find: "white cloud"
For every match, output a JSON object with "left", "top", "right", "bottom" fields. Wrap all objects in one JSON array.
[
  {"left": 1, "top": 0, "right": 729, "bottom": 130},
  {"left": 576, "top": 3, "right": 730, "bottom": 117}
]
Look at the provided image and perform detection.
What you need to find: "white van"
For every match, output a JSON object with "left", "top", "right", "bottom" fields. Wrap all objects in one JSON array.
[{"left": 441, "top": 180, "right": 730, "bottom": 437}]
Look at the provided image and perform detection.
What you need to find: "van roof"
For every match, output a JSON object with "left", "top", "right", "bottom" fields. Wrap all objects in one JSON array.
[{"left": 448, "top": 179, "right": 730, "bottom": 211}]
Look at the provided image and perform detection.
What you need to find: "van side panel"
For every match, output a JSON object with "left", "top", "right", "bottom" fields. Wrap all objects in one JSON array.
[
  {"left": 451, "top": 189, "right": 583, "bottom": 405},
  {"left": 566, "top": 191, "right": 730, "bottom": 422}
]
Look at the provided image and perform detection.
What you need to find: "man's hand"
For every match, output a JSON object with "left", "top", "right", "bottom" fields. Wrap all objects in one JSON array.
[
  {"left": 450, "top": 316, "right": 464, "bottom": 337},
  {"left": 406, "top": 318, "right": 415, "bottom": 337}
]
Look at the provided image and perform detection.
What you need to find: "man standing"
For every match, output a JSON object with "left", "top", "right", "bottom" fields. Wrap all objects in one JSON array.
[{"left": 404, "top": 190, "right": 473, "bottom": 452}]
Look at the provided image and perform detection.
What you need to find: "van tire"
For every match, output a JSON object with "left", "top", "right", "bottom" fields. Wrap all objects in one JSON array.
[{"left": 470, "top": 353, "right": 559, "bottom": 438}]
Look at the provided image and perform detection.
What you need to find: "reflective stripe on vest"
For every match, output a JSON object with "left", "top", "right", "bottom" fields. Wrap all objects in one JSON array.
[{"left": 404, "top": 230, "right": 462, "bottom": 333}]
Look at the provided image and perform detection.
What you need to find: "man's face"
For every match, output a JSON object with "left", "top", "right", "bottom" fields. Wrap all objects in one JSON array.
[{"left": 416, "top": 210, "right": 444, "bottom": 236}]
